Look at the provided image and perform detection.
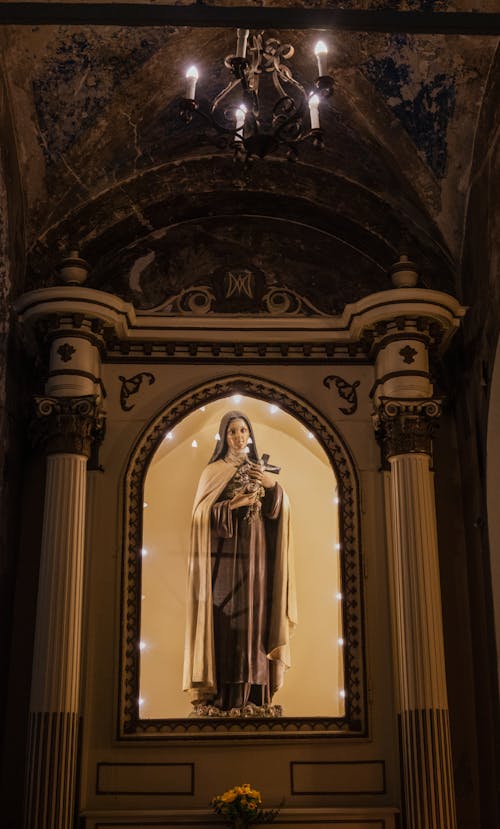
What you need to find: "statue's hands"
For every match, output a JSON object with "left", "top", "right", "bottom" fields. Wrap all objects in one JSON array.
[
  {"left": 247, "top": 461, "right": 275, "bottom": 489},
  {"left": 229, "top": 489, "right": 260, "bottom": 510}
]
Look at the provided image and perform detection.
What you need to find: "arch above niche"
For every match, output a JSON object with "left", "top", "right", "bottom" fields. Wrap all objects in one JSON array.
[{"left": 121, "top": 374, "right": 366, "bottom": 738}]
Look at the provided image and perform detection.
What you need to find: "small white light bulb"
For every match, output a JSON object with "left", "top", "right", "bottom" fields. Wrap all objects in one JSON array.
[
  {"left": 191, "top": 439, "right": 198, "bottom": 448},
  {"left": 307, "top": 431, "right": 314, "bottom": 440},
  {"left": 247, "top": 437, "right": 253, "bottom": 444},
  {"left": 314, "top": 41, "right": 328, "bottom": 77},
  {"left": 232, "top": 394, "right": 242, "bottom": 403},
  {"left": 185, "top": 65, "right": 198, "bottom": 100},
  {"left": 215, "top": 432, "right": 221, "bottom": 441},
  {"left": 335, "top": 592, "right": 343, "bottom": 600},
  {"left": 338, "top": 637, "right": 344, "bottom": 646},
  {"left": 141, "top": 547, "right": 148, "bottom": 557},
  {"left": 270, "top": 404, "right": 279, "bottom": 414},
  {"left": 199, "top": 406, "right": 206, "bottom": 412},
  {"left": 139, "top": 641, "right": 147, "bottom": 651},
  {"left": 165, "top": 431, "right": 174, "bottom": 441},
  {"left": 339, "top": 689, "right": 346, "bottom": 698},
  {"left": 143, "top": 501, "right": 148, "bottom": 508}
]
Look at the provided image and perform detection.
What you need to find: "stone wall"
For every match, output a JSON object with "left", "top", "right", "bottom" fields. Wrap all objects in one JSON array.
[
  {"left": 0, "top": 56, "right": 30, "bottom": 828},
  {"left": 438, "top": 43, "right": 500, "bottom": 829}
]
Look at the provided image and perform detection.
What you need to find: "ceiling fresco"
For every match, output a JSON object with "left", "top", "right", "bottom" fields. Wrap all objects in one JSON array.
[{"left": 0, "top": 4, "right": 498, "bottom": 312}]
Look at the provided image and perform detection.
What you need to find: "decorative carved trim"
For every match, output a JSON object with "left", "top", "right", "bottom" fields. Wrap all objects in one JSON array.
[
  {"left": 369, "top": 370, "right": 431, "bottom": 399},
  {"left": 373, "top": 397, "right": 442, "bottom": 463},
  {"left": 57, "top": 342, "right": 76, "bottom": 362},
  {"left": 262, "top": 287, "right": 326, "bottom": 317},
  {"left": 323, "top": 375, "right": 360, "bottom": 415},
  {"left": 121, "top": 375, "right": 365, "bottom": 737},
  {"left": 155, "top": 281, "right": 327, "bottom": 317},
  {"left": 31, "top": 395, "right": 105, "bottom": 457},
  {"left": 118, "top": 372, "right": 156, "bottom": 412},
  {"left": 399, "top": 345, "right": 417, "bottom": 364},
  {"left": 105, "top": 341, "right": 371, "bottom": 362}
]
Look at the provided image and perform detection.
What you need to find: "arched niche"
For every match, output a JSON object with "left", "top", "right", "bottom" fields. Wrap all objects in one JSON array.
[{"left": 120, "top": 375, "right": 365, "bottom": 737}]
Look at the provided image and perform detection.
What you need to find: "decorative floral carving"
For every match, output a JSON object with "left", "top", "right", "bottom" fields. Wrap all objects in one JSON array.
[
  {"left": 120, "top": 375, "right": 365, "bottom": 737},
  {"left": 31, "top": 395, "right": 105, "bottom": 457},
  {"left": 323, "top": 375, "right": 360, "bottom": 415},
  {"left": 399, "top": 345, "right": 418, "bottom": 364},
  {"left": 118, "top": 372, "right": 156, "bottom": 412},
  {"left": 373, "top": 397, "right": 442, "bottom": 463},
  {"left": 57, "top": 342, "right": 76, "bottom": 362}
]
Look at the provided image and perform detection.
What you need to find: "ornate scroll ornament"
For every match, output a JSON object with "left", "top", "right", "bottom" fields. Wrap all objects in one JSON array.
[
  {"left": 121, "top": 375, "right": 365, "bottom": 737},
  {"left": 118, "top": 372, "right": 156, "bottom": 412},
  {"left": 323, "top": 375, "right": 360, "bottom": 415},
  {"left": 261, "top": 287, "right": 326, "bottom": 316},
  {"left": 155, "top": 279, "right": 327, "bottom": 316},
  {"left": 160, "top": 285, "right": 216, "bottom": 315},
  {"left": 31, "top": 395, "right": 105, "bottom": 457},
  {"left": 373, "top": 397, "right": 442, "bottom": 463}
]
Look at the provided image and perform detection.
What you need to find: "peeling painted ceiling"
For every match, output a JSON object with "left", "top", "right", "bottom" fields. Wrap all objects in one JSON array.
[{"left": 0, "top": 3, "right": 498, "bottom": 313}]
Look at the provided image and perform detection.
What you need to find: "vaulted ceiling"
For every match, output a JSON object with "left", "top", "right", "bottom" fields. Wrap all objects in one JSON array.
[{"left": 1, "top": 3, "right": 498, "bottom": 314}]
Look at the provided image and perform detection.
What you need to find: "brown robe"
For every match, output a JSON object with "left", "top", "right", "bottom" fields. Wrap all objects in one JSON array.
[
  {"left": 209, "top": 481, "right": 283, "bottom": 709},
  {"left": 183, "top": 458, "right": 296, "bottom": 705}
]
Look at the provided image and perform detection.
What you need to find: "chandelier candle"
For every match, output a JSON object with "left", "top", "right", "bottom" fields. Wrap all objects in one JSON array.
[
  {"left": 309, "top": 94, "right": 320, "bottom": 130},
  {"left": 236, "top": 28, "right": 250, "bottom": 59},
  {"left": 315, "top": 41, "right": 328, "bottom": 77},
  {"left": 235, "top": 105, "right": 247, "bottom": 141},
  {"left": 185, "top": 65, "right": 198, "bottom": 100}
]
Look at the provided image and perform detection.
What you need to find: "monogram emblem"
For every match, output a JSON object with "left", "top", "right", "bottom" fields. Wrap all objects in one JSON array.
[{"left": 225, "top": 270, "right": 254, "bottom": 299}]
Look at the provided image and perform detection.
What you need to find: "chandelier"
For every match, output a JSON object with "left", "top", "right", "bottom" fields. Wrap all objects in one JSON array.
[{"left": 180, "top": 29, "right": 333, "bottom": 161}]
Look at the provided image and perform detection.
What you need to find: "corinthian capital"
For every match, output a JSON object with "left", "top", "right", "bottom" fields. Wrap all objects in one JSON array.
[
  {"left": 373, "top": 397, "right": 442, "bottom": 463},
  {"left": 31, "top": 395, "right": 105, "bottom": 457}
]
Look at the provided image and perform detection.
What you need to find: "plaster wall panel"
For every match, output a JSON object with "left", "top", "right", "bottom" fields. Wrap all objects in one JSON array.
[{"left": 79, "top": 359, "right": 398, "bottom": 821}]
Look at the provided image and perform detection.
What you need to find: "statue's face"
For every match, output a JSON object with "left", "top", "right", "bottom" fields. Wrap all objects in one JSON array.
[{"left": 226, "top": 418, "right": 250, "bottom": 451}]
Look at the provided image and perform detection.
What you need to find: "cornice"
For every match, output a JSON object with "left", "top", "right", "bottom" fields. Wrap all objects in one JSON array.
[{"left": 15, "top": 286, "right": 467, "bottom": 362}]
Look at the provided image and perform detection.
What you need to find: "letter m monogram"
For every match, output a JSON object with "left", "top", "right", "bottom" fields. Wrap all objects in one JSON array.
[{"left": 225, "top": 270, "right": 254, "bottom": 299}]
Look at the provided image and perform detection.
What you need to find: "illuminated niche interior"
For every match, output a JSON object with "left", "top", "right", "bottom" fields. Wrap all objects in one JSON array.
[{"left": 140, "top": 395, "right": 344, "bottom": 718}]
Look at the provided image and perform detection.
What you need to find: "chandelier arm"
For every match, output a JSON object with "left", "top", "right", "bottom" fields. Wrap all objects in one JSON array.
[
  {"left": 276, "top": 70, "right": 308, "bottom": 100},
  {"left": 189, "top": 104, "right": 242, "bottom": 137},
  {"left": 211, "top": 78, "right": 242, "bottom": 114}
]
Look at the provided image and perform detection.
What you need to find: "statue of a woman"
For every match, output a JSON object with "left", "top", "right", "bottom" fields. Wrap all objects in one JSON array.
[{"left": 183, "top": 410, "right": 297, "bottom": 712}]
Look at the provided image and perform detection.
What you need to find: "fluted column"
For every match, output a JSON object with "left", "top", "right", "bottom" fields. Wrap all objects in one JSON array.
[
  {"left": 377, "top": 400, "right": 456, "bottom": 828},
  {"left": 24, "top": 396, "right": 104, "bottom": 828},
  {"left": 365, "top": 258, "right": 464, "bottom": 828}
]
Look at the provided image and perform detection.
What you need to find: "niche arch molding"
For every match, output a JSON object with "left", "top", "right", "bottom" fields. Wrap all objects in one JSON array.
[{"left": 120, "top": 373, "right": 366, "bottom": 739}]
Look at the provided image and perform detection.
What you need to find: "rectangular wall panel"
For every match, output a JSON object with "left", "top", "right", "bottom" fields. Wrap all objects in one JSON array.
[
  {"left": 96, "top": 763, "right": 194, "bottom": 795},
  {"left": 291, "top": 761, "right": 386, "bottom": 794}
]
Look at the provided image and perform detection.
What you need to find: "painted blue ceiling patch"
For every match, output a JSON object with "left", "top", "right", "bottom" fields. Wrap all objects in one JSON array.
[
  {"left": 362, "top": 55, "right": 456, "bottom": 178},
  {"left": 33, "top": 30, "right": 170, "bottom": 163}
]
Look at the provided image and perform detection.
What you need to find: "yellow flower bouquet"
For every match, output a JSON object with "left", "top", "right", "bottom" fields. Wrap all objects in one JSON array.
[{"left": 211, "top": 784, "right": 278, "bottom": 826}]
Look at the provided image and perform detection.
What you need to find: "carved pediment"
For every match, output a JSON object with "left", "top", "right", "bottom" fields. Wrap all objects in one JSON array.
[{"left": 152, "top": 269, "right": 327, "bottom": 316}]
